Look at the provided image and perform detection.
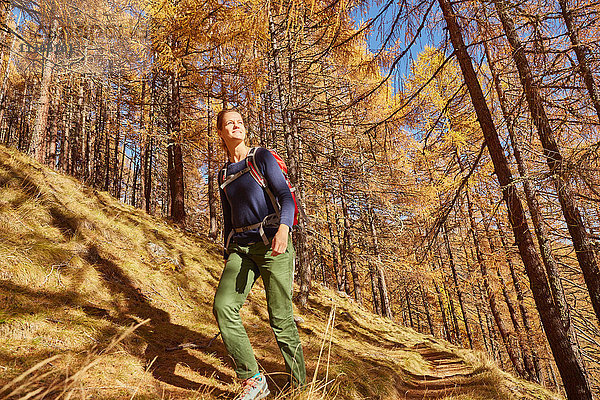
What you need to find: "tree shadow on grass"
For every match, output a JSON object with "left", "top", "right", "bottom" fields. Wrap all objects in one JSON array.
[
  {"left": 90, "top": 188, "right": 225, "bottom": 272},
  {"left": 0, "top": 154, "right": 259, "bottom": 395},
  {"left": 306, "top": 294, "right": 406, "bottom": 350},
  {"left": 82, "top": 245, "right": 235, "bottom": 394},
  {"left": 0, "top": 253, "right": 234, "bottom": 397},
  {"left": 0, "top": 274, "right": 233, "bottom": 396}
]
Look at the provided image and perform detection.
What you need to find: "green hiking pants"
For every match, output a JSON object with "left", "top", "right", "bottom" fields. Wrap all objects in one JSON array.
[{"left": 213, "top": 236, "right": 306, "bottom": 386}]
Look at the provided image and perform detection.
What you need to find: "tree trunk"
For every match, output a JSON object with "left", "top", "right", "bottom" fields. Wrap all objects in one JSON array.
[
  {"left": 338, "top": 186, "right": 352, "bottom": 295},
  {"left": 30, "top": 19, "right": 59, "bottom": 163},
  {"left": 368, "top": 205, "right": 392, "bottom": 318},
  {"left": 69, "top": 82, "right": 80, "bottom": 178},
  {"left": 293, "top": 132, "right": 312, "bottom": 307},
  {"left": 131, "top": 145, "right": 139, "bottom": 207},
  {"left": 103, "top": 88, "right": 111, "bottom": 191},
  {"left": 291, "top": 147, "right": 311, "bottom": 304},
  {"left": 79, "top": 40, "right": 90, "bottom": 179},
  {"left": 0, "top": 10, "right": 22, "bottom": 131},
  {"left": 475, "top": 294, "right": 490, "bottom": 353},
  {"left": 340, "top": 186, "right": 361, "bottom": 302},
  {"left": 118, "top": 135, "right": 127, "bottom": 200},
  {"left": 85, "top": 85, "right": 96, "bottom": 182},
  {"left": 463, "top": 245, "right": 488, "bottom": 353},
  {"left": 258, "top": 93, "right": 267, "bottom": 146},
  {"left": 443, "top": 278, "right": 460, "bottom": 344},
  {"left": 144, "top": 136, "right": 153, "bottom": 214},
  {"left": 443, "top": 225, "right": 473, "bottom": 348},
  {"left": 498, "top": 222, "right": 547, "bottom": 380},
  {"left": 438, "top": 0, "right": 591, "bottom": 396},
  {"left": 493, "top": 0, "right": 600, "bottom": 326},
  {"left": 419, "top": 282, "right": 435, "bottom": 337},
  {"left": 406, "top": 288, "right": 414, "bottom": 329},
  {"left": 114, "top": 77, "right": 123, "bottom": 198},
  {"left": 434, "top": 253, "right": 457, "bottom": 344},
  {"left": 14, "top": 82, "right": 30, "bottom": 148},
  {"left": 123, "top": 147, "right": 132, "bottom": 203},
  {"left": 477, "top": 279, "right": 503, "bottom": 366},
  {"left": 325, "top": 198, "right": 342, "bottom": 290},
  {"left": 327, "top": 127, "right": 344, "bottom": 292},
  {"left": 335, "top": 207, "right": 349, "bottom": 293},
  {"left": 482, "top": 219, "right": 537, "bottom": 380},
  {"left": 349, "top": 259, "right": 362, "bottom": 304},
  {"left": 167, "top": 71, "right": 185, "bottom": 225},
  {"left": 0, "top": 2, "right": 11, "bottom": 57},
  {"left": 369, "top": 264, "right": 381, "bottom": 315},
  {"left": 483, "top": 41, "right": 585, "bottom": 377},
  {"left": 93, "top": 86, "right": 106, "bottom": 188},
  {"left": 433, "top": 278, "right": 452, "bottom": 342},
  {"left": 63, "top": 81, "right": 74, "bottom": 174},
  {"left": 47, "top": 84, "right": 60, "bottom": 167},
  {"left": 324, "top": 96, "right": 343, "bottom": 292},
  {"left": 83, "top": 86, "right": 92, "bottom": 181},
  {"left": 557, "top": 0, "right": 600, "bottom": 122},
  {"left": 268, "top": 7, "right": 311, "bottom": 305},
  {"left": 319, "top": 250, "right": 327, "bottom": 286},
  {"left": 207, "top": 95, "right": 219, "bottom": 240},
  {"left": 143, "top": 73, "right": 156, "bottom": 214},
  {"left": 490, "top": 227, "right": 537, "bottom": 381},
  {"left": 132, "top": 77, "right": 146, "bottom": 207},
  {"left": 468, "top": 172, "right": 526, "bottom": 378}
]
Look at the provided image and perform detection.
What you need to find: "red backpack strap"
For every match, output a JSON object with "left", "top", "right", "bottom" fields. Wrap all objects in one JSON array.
[
  {"left": 246, "top": 147, "right": 280, "bottom": 218},
  {"left": 246, "top": 147, "right": 266, "bottom": 187},
  {"left": 268, "top": 150, "right": 299, "bottom": 225},
  {"left": 217, "top": 166, "right": 227, "bottom": 187}
]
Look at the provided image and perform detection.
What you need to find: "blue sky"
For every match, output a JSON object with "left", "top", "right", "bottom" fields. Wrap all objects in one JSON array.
[{"left": 351, "top": 0, "right": 445, "bottom": 85}]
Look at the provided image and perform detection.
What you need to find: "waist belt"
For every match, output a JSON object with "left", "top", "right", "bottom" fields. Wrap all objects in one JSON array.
[{"left": 225, "top": 213, "right": 280, "bottom": 250}]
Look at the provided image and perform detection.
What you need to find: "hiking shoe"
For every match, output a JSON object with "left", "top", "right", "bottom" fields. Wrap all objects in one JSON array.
[{"left": 235, "top": 373, "right": 270, "bottom": 400}]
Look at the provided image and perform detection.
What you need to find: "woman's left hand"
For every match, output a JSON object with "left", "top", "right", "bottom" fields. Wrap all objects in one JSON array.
[{"left": 271, "top": 224, "right": 290, "bottom": 256}]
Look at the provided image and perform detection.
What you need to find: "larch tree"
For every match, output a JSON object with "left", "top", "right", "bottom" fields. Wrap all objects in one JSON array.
[{"left": 437, "top": 0, "right": 592, "bottom": 397}]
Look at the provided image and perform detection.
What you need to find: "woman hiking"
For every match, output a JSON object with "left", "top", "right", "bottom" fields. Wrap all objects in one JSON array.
[{"left": 213, "top": 109, "right": 306, "bottom": 400}]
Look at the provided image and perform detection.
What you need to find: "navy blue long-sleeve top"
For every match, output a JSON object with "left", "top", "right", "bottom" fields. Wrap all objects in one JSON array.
[{"left": 219, "top": 147, "right": 294, "bottom": 258}]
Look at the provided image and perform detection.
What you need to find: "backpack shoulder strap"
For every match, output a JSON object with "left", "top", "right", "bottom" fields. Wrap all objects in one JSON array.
[
  {"left": 247, "top": 147, "right": 259, "bottom": 158},
  {"left": 246, "top": 147, "right": 267, "bottom": 188},
  {"left": 217, "top": 165, "right": 227, "bottom": 187},
  {"left": 247, "top": 147, "right": 280, "bottom": 217},
  {"left": 220, "top": 162, "right": 250, "bottom": 190}
]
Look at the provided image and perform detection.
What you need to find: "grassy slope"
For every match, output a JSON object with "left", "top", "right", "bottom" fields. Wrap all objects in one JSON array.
[{"left": 0, "top": 145, "right": 561, "bottom": 400}]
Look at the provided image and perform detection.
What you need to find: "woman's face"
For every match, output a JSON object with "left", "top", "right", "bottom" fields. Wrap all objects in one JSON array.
[{"left": 218, "top": 111, "right": 246, "bottom": 144}]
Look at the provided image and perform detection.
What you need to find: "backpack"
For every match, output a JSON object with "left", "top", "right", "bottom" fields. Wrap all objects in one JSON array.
[{"left": 218, "top": 147, "right": 299, "bottom": 247}]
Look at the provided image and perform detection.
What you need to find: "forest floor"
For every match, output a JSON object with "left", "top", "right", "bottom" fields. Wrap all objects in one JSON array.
[{"left": 0, "top": 144, "right": 562, "bottom": 400}]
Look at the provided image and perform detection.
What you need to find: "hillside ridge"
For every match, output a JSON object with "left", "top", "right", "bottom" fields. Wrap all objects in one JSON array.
[{"left": 0, "top": 145, "right": 561, "bottom": 400}]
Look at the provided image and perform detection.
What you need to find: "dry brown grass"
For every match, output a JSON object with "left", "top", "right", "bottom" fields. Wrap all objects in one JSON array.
[
  {"left": 0, "top": 320, "right": 150, "bottom": 400},
  {"left": 0, "top": 145, "right": 562, "bottom": 400}
]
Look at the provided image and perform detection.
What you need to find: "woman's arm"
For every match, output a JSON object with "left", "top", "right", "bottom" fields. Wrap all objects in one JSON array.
[{"left": 256, "top": 148, "right": 295, "bottom": 255}]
